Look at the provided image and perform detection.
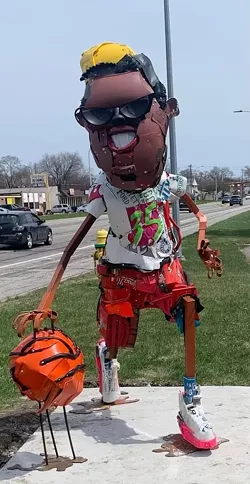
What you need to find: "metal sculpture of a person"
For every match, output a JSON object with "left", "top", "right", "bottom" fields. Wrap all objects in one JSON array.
[{"left": 12, "top": 42, "right": 222, "bottom": 452}]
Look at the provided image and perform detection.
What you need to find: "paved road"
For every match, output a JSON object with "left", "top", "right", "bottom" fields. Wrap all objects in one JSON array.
[{"left": 0, "top": 201, "right": 249, "bottom": 301}]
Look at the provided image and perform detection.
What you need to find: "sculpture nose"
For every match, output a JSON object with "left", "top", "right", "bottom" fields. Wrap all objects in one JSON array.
[{"left": 112, "top": 108, "right": 126, "bottom": 127}]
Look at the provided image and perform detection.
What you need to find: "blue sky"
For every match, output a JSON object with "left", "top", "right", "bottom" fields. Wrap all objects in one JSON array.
[{"left": 0, "top": 0, "right": 249, "bottom": 176}]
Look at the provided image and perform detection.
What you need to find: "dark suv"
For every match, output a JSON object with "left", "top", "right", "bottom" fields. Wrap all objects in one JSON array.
[
  {"left": 179, "top": 199, "right": 192, "bottom": 212},
  {"left": 230, "top": 195, "right": 243, "bottom": 206},
  {"left": 0, "top": 212, "right": 52, "bottom": 249},
  {"left": 221, "top": 195, "right": 230, "bottom": 204}
]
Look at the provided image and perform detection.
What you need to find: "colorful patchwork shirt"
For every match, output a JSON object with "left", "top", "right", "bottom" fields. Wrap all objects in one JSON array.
[{"left": 87, "top": 171, "right": 187, "bottom": 271}]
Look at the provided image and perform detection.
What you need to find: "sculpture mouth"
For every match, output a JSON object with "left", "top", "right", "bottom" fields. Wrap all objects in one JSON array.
[
  {"left": 110, "top": 132, "right": 136, "bottom": 149},
  {"left": 108, "top": 127, "right": 137, "bottom": 152},
  {"left": 119, "top": 173, "right": 136, "bottom": 182}
]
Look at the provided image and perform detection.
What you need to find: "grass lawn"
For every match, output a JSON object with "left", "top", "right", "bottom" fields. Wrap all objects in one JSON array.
[
  {"left": 43, "top": 212, "right": 87, "bottom": 221},
  {"left": 1, "top": 211, "right": 250, "bottom": 409},
  {"left": 196, "top": 199, "right": 219, "bottom": 205}
]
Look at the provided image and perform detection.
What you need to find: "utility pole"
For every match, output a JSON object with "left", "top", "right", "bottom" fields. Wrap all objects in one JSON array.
[
  {"left": 88, "top": 149, "right": 92, "bottom": 187},
  {"left": 241, "top": 168, "right": 244, "bottom": 198},
  {"left": 163, "top": 0, "right": 182, "bottom": 257},
  {"left": 215, "top": 177, "right": 218, "bottom": 201},
  {"left": 188, "top": 164, "right": 192, "bottom": 194}
]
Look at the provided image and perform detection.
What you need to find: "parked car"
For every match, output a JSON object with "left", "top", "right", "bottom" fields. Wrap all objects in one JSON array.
[
  {"left": 0, "top": 204, "right": 30, "bottom": 211},
  {"left": 46, "top": 204, "right": 72, "bottom": 215},
  {"left": 179, "top": 199, "right": 191, "bottom": 213},
  {"left": 245, "top": 195, "right": 250, "bottom": 200},
  {"left": 76, "top": 204, "right": 88, "bottom": 213},
  {"left": 230, "top": 195, "right": 243, "bottom": 206},
  {"left": 0, "top": 211, "right": 53, "bottom": 249},
  {"left": 221, "top": 195, "right": 231, "bottom": 204},
  {"left": 0, "top": 207, "right": 7, "bottom": 212}
]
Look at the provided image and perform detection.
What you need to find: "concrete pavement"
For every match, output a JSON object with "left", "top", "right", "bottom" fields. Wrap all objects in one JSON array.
[
  {"left": 1, "top": 386, "right": 250, "bottom": 483},
  {"left": 0, "top": 201, "right": 249, "bottom": 300}
]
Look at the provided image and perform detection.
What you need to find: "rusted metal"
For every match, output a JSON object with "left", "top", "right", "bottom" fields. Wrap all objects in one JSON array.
[
  {"left": 8, "top": 456, "right": 87, "bottom": 473},
  {"left": 13, "top": 214, "right": 96, "bottom": 337},
  {"left": 181, "top": 193, "right": 223, "bottom": 278},
  {"left": 70, "top": 395, "right": 139, "bottom": 415},
  {"left": 153, "top": 434, "right": 229, "bottom": 457},
  {"left": 183, "top": 296, "right": 196, "bottom": 378}
]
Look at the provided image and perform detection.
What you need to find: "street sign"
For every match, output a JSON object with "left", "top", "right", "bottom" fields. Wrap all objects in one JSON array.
[{"left": 31, "top": 174, "right": 46, "bottom": 187}]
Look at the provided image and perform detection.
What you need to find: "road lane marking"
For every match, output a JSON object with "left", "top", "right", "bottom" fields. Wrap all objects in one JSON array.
[{"left": 0, "top": 244, "right": 94, "bottom": 270}]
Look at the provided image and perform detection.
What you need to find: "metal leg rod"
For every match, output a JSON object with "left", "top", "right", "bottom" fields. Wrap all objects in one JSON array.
[
  {"left": 39, "top": 403, "right": 48, "bottom": 466},
  {"left": 46, "top": 410, "right": 59, "bottom": 458},
  {"left": 183, "top": 296, "right": 196, "bottom": 378},
  {"left": 63, "top": 406, "right": 76, "bottom": 460}
]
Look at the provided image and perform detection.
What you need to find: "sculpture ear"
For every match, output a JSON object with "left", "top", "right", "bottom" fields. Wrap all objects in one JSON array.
[{"left": 166, "top": 97, "right": 180, "bottom": 118}]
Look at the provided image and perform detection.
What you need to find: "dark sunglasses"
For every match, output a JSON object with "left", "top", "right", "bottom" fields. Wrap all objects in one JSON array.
[{"left": 75, "top": 94, "right": 154, "bottom": 127}]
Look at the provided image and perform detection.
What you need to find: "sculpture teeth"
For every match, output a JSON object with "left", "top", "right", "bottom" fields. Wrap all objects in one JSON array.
[{"left": 111, "top": 132, "right": 135, "bottom": 148}]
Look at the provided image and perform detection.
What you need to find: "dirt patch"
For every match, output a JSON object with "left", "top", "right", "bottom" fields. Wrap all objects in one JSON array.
[{"left": 0, "top": 400, "right": 40, "bottom": 469}]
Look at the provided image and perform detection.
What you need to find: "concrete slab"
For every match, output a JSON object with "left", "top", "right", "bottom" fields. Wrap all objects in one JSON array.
[{"left": 0, "top": 386, "right": 250, "bottom": 484}]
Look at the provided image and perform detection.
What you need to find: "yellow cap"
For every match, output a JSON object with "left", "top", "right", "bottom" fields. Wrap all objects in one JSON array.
[
  {"left": 80, "top": 42, "right": 136, "bottom": 75},
  {"left": 95, "top": 228, "right": 108, "bottom": 248}
]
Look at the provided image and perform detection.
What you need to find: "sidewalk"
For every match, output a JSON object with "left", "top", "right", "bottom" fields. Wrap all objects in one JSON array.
[{"left": 0, "top": 386, "right": 249, "bottom": 484}]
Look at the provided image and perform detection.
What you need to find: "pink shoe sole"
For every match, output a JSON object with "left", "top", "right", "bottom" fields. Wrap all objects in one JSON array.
[{"left": 177, "top": 415, "right": 218, "bottom": 450}]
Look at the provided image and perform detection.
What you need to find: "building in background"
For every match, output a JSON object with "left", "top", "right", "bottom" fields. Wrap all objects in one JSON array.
[
  {"left": 0, "top": 186, "right": 58, "bottom": 213},
  {"left": 58, "top": 188, "right": 88, "bottom": 206},
  {"left": 0, "top": 172, "right": 89, "bottom": 213}
]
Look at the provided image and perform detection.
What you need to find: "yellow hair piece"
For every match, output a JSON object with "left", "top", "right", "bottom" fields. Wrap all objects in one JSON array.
[{"left": 80, "top": 42, "right": 136, "bottom": 75}]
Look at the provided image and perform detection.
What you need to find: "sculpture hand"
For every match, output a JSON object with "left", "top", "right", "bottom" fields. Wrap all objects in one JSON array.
[
  {"left": 13, "top": 309, "right": 58, "bottom": 338},
  {"left": 198, "top": 239, "right": 222, "bottom": 278}
]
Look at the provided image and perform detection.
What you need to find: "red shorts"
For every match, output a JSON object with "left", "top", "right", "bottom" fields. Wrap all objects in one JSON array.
[{"left": 96, "top": 258, "right": 200, "bottom": 349}]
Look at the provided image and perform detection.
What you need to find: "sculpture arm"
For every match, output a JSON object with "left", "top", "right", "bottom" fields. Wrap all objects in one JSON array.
[
  {"left": 181, "top": 193, "right": 207, "bottom": 251},
  {"left": 37, "top": 214, "right": 96, "bottom": 310},
  {"left": 180, "top": 193, "right": 222, "bottom": 278},
  {"left": 13, "top": 214, "right": 96, "bottom": 336}
]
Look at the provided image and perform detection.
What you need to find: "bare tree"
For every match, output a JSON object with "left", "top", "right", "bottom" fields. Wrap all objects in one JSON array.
[
  {"left": 179, "top": 168, "right": 190, "bottom": 179},
  {"left": 38, "top": 152, "right": 85, "bottom": 190},
  {"left": 244, "top": 166, "right": 250, "bottom": 180},
  {"left": 15, "top": 165, "right": 33, "bottom": 187},
  {"left": 0, "top": 155, "right": 22, "bottom": 188},
  {"left": 180, "top": 165, "right": 234, "bottom": 200}
]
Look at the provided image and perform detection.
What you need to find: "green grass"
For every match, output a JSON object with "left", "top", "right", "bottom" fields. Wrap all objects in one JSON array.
[
  {"left": 43, "top": 212, "right": 87, "bottom": 221},
  {"left": 1, "top": 211, "right": 250, "bottom": 408}
]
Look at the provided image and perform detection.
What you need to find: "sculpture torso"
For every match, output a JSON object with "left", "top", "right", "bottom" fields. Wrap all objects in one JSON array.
[{"left": 87, "top": 172, "right": 187, "bottom": 271}]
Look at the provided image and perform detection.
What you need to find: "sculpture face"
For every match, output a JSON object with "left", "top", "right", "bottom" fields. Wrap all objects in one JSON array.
[{"left": 75, "top": 44, "right": 179, "bottom": 192}]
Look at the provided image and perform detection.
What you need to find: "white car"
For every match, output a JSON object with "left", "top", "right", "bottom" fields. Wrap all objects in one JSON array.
[
  {"left": 245, "top": 195, "right": 250, "bottom": 200},
  {"left": 47, "top": 204, "right": 72, "bottom": 214},
  {"left": 76, "top": 204, "right": 87, "bottom": 213}
]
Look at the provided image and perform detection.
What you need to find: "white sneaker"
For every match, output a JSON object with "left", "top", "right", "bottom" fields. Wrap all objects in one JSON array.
[
  {"left": 178, "top": 388, "right": 217, "bottom": 449},
  {"left": 96, "top": 339, "right": 121, "bottom": 404}
]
